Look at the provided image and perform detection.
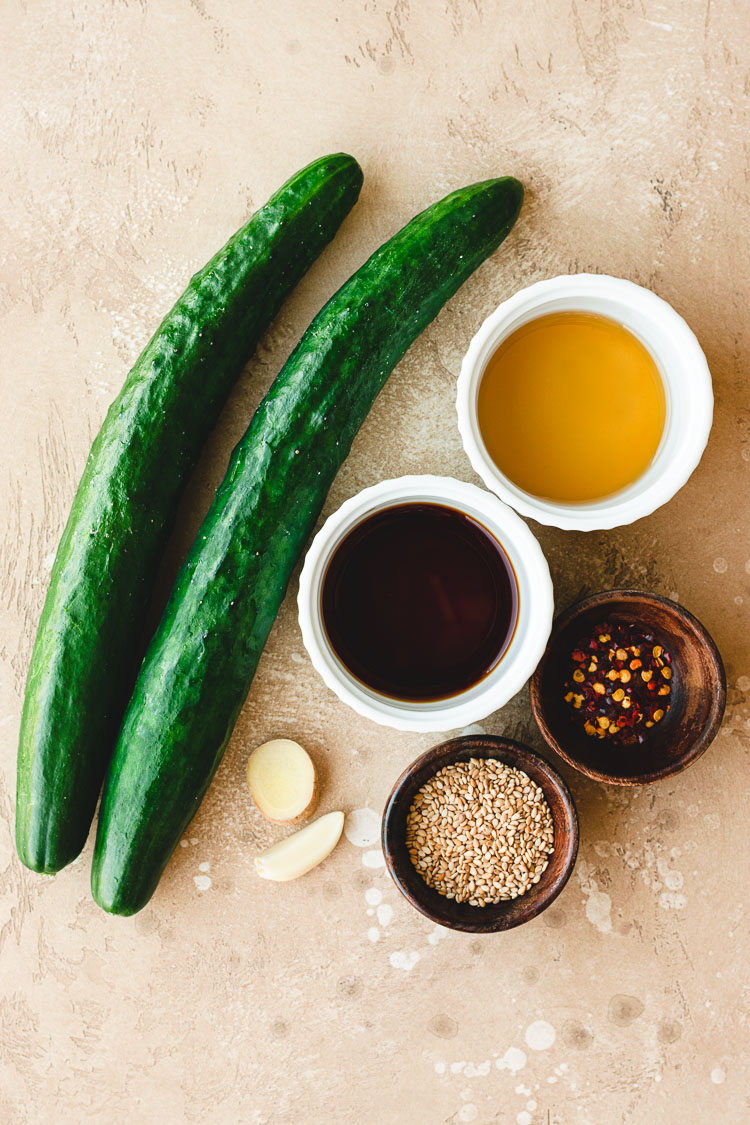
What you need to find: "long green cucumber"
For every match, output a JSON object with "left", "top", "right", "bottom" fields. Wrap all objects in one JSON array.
[
  {"left": 16, "top": 153, "right": 363, "bottom": 874},
  {"left": 92, "top": 175, "right": 524, "bottom": 915}
]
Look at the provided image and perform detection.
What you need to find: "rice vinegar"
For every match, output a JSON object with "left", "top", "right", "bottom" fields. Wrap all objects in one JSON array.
[{"left": 477, "top": 311, "right": 666, "bottom": 503}]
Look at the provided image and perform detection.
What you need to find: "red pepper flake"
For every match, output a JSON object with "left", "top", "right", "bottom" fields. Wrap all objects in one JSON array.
[{"left": 562, "top": 621, "right": 674, "bottom": 746}]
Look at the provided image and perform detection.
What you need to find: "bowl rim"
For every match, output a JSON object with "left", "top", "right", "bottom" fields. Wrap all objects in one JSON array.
[
  {"left": 456, "top": 273, "right": 714, "bottom": 531},
  {"left": 529, "top": 588, "right": 727, "bottom": 785},
  {"left": 381, "top": 735, "right": 579, "bottom": 933},
  {"left": 297, "top": 475, "right": 554, "bottom": 732}
]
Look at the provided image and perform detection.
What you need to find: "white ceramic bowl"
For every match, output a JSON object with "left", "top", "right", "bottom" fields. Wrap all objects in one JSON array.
[
  {"left": 456, "top": 274, "right": 714, "bottom": 531},
  {"left": 297, "top": 475, "right": 554, "bottom": 732}
]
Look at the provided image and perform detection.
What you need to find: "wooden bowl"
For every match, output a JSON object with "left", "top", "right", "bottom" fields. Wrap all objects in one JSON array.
[
  {"left": 381, "top": 736, "right": 579, "bottom": 933},
  {"left": 530, "top": 590, "right": 726, "bottom": 786}
]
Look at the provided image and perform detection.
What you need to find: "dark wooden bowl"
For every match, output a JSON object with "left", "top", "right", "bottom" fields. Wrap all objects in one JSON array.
[
  {"left": 530, "top": 589, "right": 726, "bottom": 786},
  {"left": 381, "top": 736, "right": 579, "bottom": 933}
]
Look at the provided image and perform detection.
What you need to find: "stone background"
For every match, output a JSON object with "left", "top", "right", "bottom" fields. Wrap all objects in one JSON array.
[{"left": 2, "top": 1, "right": 749, "bottom": 1122}]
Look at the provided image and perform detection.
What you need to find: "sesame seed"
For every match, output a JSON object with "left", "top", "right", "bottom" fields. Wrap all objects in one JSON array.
[{"left": 405, "top": 758, "right": 555, "bottom": 907}]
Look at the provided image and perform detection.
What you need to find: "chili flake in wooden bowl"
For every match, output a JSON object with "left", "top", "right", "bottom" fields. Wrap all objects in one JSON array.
[
  {"left": 530, "top": 590, "right": 726, "bottom": 786},
  {"left": 563, "top": 621, "right": 672, "bottom": 745}
]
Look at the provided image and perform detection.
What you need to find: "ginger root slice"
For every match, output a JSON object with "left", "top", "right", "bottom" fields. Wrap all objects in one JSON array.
[
  {"left": 254, "top": 811, "right": 345, "bottom": 882},
  {"left": 246, "top": 738, "right": 319, "bottom": 824}
]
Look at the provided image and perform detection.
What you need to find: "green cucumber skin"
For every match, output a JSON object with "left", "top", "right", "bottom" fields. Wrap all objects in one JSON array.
[
  {"left": 16, "top": 153, "right": 363, "bottom": 875},
  {"left": 92, "top": 176, "right": 524, "bottom": 915}
]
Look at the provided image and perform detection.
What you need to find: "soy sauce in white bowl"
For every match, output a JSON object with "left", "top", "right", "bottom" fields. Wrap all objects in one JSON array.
[
  {"left": 321, "top": 502, "right": 518, "bottom": 702},
  {"left": 297, "top": 475, "right": 554, "bottom": 734}
]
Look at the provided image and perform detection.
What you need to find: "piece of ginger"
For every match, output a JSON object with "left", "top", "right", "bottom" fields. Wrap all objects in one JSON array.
[{"left": 246, "top": 738, "right": 319, "bottom": 824}]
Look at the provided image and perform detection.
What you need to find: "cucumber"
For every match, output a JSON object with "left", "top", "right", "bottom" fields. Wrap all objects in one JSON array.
[
  {"left": 92, "top": 175, "right": 524, "bottom": 915},
  {"left": 16, "top": 153, "right": 363, "bottom": 874}
]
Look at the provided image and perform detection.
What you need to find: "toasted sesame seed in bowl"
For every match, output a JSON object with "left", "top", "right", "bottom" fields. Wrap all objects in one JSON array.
[
  {"left": 406, "top": 758, "right": 555, "bottom": 907},
  {"left": 382, "top": 736, "right": 578, "bottom": 934}
]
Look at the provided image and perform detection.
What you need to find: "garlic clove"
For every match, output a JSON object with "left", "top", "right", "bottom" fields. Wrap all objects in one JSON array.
[{"left": 254, "top": 811, "right": 345, "bottom": 882}]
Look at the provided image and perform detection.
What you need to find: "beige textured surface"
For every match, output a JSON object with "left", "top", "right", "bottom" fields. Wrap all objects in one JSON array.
[{"left": 2, "top": 2, "right": 749, "bottom": 1122}]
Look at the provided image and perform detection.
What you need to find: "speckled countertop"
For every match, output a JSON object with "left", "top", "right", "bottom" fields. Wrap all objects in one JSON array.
[{"left": 2, "top": 2, "right": 749, "bottom": 1123}]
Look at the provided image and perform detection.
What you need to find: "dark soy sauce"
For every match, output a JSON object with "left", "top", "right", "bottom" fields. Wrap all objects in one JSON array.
[{"left": 321, "top": 503, "right": 518, "bottom": 702}]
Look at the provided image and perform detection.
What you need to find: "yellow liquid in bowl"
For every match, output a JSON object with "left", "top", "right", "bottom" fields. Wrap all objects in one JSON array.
[{"left": 477, "top": 311, "right": 666, "bottom": 503}]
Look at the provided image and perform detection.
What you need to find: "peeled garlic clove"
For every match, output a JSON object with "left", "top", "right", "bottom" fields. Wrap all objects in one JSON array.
[
  {"left": 254, "top": 811, "right": 345, "bottom": 882},
  {"left": 246, "top": 738, "right": 319, "bottom": 824}
]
